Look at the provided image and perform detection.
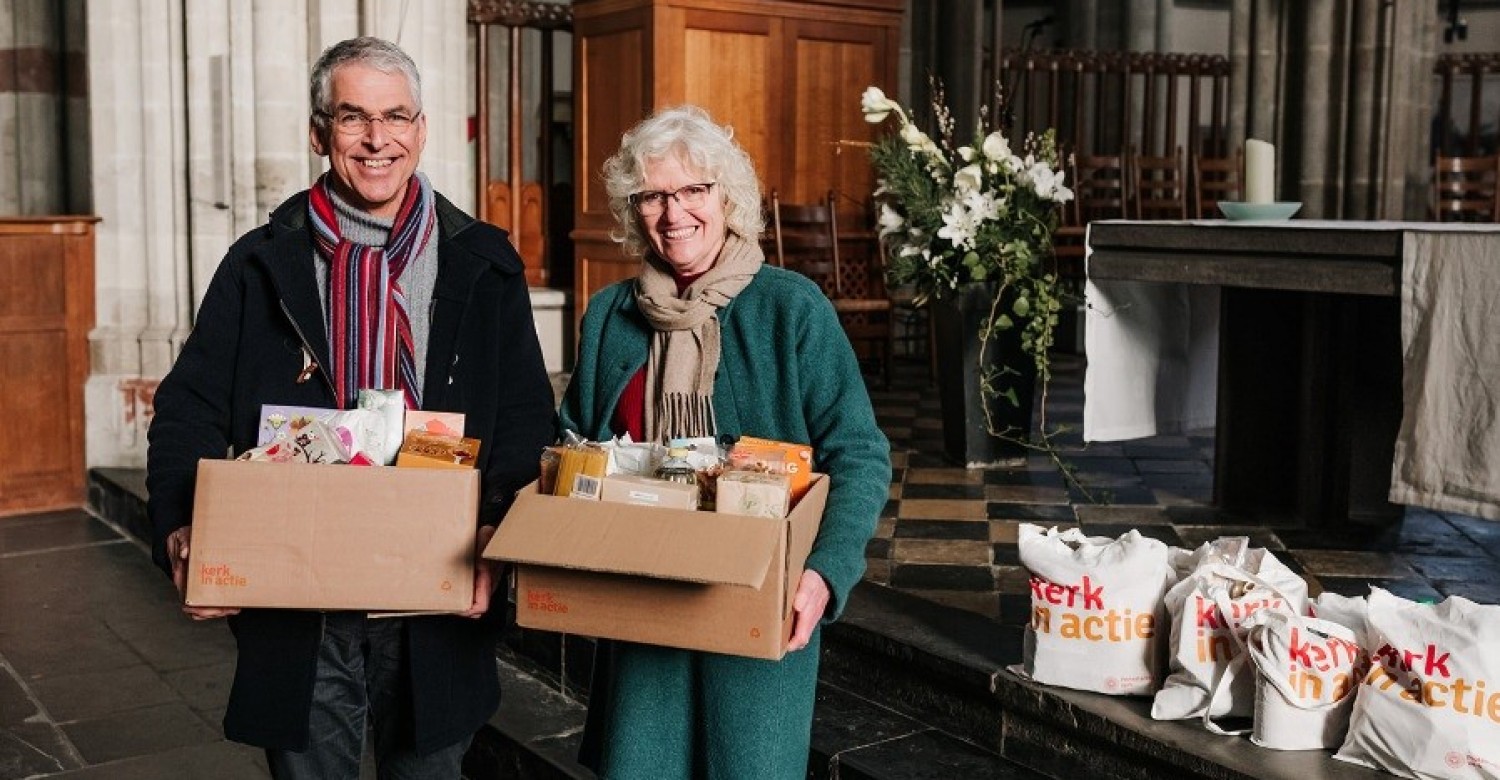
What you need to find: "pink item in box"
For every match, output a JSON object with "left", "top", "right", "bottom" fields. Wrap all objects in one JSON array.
[{"left": 404, "top": 410, "right": 466, "bottom": 438}]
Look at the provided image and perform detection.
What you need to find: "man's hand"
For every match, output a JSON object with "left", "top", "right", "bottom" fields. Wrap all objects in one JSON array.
[
  {"left": 461, "top": 525, "right": 500, "bottom": 619},
  {"left": 165, "top": 526, "right": 240, "bottom": 621},
  {"left": 787, "top": 569, "right": 830, "bottom": 652}
]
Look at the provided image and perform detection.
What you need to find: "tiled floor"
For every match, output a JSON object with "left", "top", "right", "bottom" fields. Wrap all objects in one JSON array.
[
  {"left": 0, "top": 510, "right": 270, "bottom": 779},
  {"left": 866, "top": 351, "right": 1500, "bottom": 624}
]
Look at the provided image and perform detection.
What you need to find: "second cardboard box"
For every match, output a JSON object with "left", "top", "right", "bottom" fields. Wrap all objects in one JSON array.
[{"left": 485, "top": 474, "right": 828, "bottom": 660}]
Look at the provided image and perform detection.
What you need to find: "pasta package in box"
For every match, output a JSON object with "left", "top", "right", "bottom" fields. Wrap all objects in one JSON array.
[
  {"left": 484, "top": 474, "right": 829, "bottom": 660},
  {"left": 185, "top": 459, "right": 478, "bottom": 611}
]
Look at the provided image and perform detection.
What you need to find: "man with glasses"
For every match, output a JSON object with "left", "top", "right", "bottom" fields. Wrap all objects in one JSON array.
[{"left": 146, "top": 37, "right": 554, "bottom": 778}]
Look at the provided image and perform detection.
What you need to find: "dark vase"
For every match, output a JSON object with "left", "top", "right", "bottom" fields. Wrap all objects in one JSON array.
[{"left": 930, "top": 283, "right": 1039, "bottom": 466}]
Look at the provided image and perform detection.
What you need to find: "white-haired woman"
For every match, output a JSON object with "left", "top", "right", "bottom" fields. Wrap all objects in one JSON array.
[{"left": 558, "top": 105, "right": 890, "bottom": 778}]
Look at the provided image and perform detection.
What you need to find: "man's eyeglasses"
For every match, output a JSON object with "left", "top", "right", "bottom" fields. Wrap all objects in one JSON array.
[
  {"left": 319, "top": 110, "right": 420, "bottom": 135},
  {"left": 629, "top": 182, "right": 717, "bottom": 216}
]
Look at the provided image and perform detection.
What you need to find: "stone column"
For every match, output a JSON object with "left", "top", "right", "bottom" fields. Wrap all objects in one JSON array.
[
  {"left": 85, "top": 0, "right": 188, "bottom": 467},
  {"left": 1294, "top": 0, "right": 1336, "bottom": 216},
  {"left": 1385, "top": 0, "right": 1437, "bottom": 219},
  {"left": 358, "top": 0, "right": 470, "bottom": 211},
  {"left": 83, "top": 0, "right": 475, "bottom": 469},
  {"left": 1, "top": 0, "right": 67, "bottom": 214}
]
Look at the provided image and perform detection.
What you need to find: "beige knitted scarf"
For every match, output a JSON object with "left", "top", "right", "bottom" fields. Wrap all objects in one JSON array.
[{"left": 635, "top": 232, "right": 763, "bottom": 442}]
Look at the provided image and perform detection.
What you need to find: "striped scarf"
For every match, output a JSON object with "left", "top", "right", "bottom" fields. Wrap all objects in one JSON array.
[{"left": 308, "top": 172, "right": 435, "bottom": 410}]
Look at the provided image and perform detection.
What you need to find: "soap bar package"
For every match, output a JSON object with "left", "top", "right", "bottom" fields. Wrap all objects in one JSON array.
[{"left": 716, "top": 471, "right": 792, "bottom": 518}]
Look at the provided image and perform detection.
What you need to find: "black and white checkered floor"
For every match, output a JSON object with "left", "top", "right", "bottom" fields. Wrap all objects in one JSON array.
[{"left": 866, "top": 352, "right": 1500, "bottom": 625}]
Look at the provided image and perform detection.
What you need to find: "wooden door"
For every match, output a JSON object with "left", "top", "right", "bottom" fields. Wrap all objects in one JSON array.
[
  {"left": 571, "top": 0, "right": 903, "bottom": 320},
  {"left": 0, "top": 218, "right": 96, "bottom": 516}
]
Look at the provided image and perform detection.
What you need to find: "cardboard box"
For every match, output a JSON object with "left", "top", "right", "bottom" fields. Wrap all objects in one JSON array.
[
  {"left": 485, "top": 474, "right": 828, "bottom": 660},
  {"left": 185, "top": 459, "right": 478, "bottom": 611},
  {"left": 599, "top": 474, "right": 699, "bottom": 510}
]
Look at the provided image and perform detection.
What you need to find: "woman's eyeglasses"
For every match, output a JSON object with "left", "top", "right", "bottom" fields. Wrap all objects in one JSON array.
[{"left": 629, "top": 182, "right": 717, "bottom": 215}]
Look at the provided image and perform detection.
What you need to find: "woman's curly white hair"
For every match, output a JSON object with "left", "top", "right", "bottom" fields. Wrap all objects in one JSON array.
[{"left": 602, "top": 105, "right": 764, "bottom": 258}]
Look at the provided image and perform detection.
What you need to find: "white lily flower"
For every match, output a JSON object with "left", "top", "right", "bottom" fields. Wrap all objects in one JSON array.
[
  {"left": 1028, "top": 162, "right": 1061, "bottom": 199},
  {"left": 981, "top": 132, "right": 1011, "bottom": 161},
  {"left": 963, "top": 190, "right": 1002, "bottom": 222},
  {"left": 900, "top": 122, "right": 929, "bottom": 149},
  {"left": 861, "top": 86, "right": 900, "bottom": 124},
  {"left": 958, "top": 146, "right": 976, "bottom": 163},
  {"left": 937, "top": 200, "right": 981, "bottom": 251},
  {"left": 953, "top": 164, "right": 984, "bottom": 194}
]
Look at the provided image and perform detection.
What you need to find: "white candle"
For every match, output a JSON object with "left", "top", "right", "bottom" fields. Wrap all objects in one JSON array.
[{"left": 1244, "top": 139, "right": 1275, "bottom": 204}]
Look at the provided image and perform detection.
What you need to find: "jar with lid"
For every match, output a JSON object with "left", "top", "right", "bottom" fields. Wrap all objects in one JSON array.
[{"left": 655, "top": 440, "right": 696, "bottom": 484}]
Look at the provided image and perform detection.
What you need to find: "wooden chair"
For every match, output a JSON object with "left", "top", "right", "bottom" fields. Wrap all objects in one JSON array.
[
  {"left": 1433, "top": 154, "right": 1500, "bottom": 222},
  {"left": 1054, "top": 152, "right": 1127, "bottom": 278},
  {"left": 1191, "top": 148, "right": 1243, "bottom": 219},
  {"left": 1070, "top": 152, "right": 1129, "bottom": 224},
  {"left": 1129, "top": 145, "right": 1187, "bottom": 220},
  {"left": 770, "top": 189, "right": 893, "bottom": 387}
]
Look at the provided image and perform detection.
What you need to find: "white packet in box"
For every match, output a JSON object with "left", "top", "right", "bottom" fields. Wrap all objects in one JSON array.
[{"left": 356, "top": 389, "right": 405, "bottom": 465}]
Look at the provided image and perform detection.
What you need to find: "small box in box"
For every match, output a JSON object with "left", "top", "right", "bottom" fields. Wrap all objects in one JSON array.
[
  {"left": 185, "top": 459, "right": 478, "bottom": 611},
  {"left": 600, "top": 474, "right": 699, "bottom": 510},
  {"left": 716, "top": 471, "right": 792, "bottom": 518},
  {"left": 395, "top": 431, "right": 481, "bottom": 469},
  {"left": 484, "top": 475, "right": 828, "bottom": 660}
]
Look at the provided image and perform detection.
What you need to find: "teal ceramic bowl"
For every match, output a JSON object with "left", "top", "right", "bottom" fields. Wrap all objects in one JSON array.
[{"left": 1218, "top": 201, "right": 1302, "bottom": 221}]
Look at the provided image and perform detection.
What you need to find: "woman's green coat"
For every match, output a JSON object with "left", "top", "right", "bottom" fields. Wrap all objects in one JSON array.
[{"left": 558, "top": 264, "right": 891, "bottom": 779}]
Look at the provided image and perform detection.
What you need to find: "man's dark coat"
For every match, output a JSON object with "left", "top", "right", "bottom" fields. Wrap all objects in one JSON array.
[{"left": 146, "top": 190, "right": 555, "bottom": 752}]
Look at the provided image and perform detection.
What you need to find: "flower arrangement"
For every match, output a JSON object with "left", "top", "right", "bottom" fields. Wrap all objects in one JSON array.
[{"left": 862, "top": 83, "right": 1073, "bottom": 443}]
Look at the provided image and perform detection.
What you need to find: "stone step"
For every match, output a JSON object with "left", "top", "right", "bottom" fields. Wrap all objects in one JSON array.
[
  {"left": 810, "top": 682, "right": 1047, "bottom": 780},
  {"left": 465, "top": 657, "right": 593, "bottom": 780},
  {"left": 822, "top": 582, "right": 1392, "bottom": 780},
  {"left": 468, "top": 654, "right": 1044, "bottom": 780}
]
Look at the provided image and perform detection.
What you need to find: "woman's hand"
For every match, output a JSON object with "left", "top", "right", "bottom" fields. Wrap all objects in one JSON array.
[
  {"left": 166, "top": 526, "right": 241, "bottom": 620},
  {"left": 787, "top": 569, "right": 830, "bottom": 652}
]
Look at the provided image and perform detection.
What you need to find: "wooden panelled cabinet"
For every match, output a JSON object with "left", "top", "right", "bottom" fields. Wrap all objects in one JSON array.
[
  {"left": 0, "top": 217, "right": 97, "bottom": 516},
  {"left": 571, "top": 0, "right": 903, "bottom": 314}
]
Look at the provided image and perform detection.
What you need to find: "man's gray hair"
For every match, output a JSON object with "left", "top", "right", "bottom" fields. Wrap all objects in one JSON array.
[
  {"left": 309, "top": 37, "right": 422, "bottom": 131},
  {"left": 602, "top": 105, "right": 765, "bottom": 258}
]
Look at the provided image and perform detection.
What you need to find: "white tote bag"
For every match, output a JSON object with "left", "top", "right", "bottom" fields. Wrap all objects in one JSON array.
[
  {"left": 1013, "top": 524, "right": 1175, "bottom": 695},
  {"left": 1336, "top": 588, "right": 1500, "bottom": 779},
  {"left": 1242, "top": 609, "right": 1366, "bottom": 750},
  {"left": 1310, "top": 591, "right": 1371, "bottom": 648},
  {"left": 1151, "top": 545, "right": 1307, "bottom": 727}
]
